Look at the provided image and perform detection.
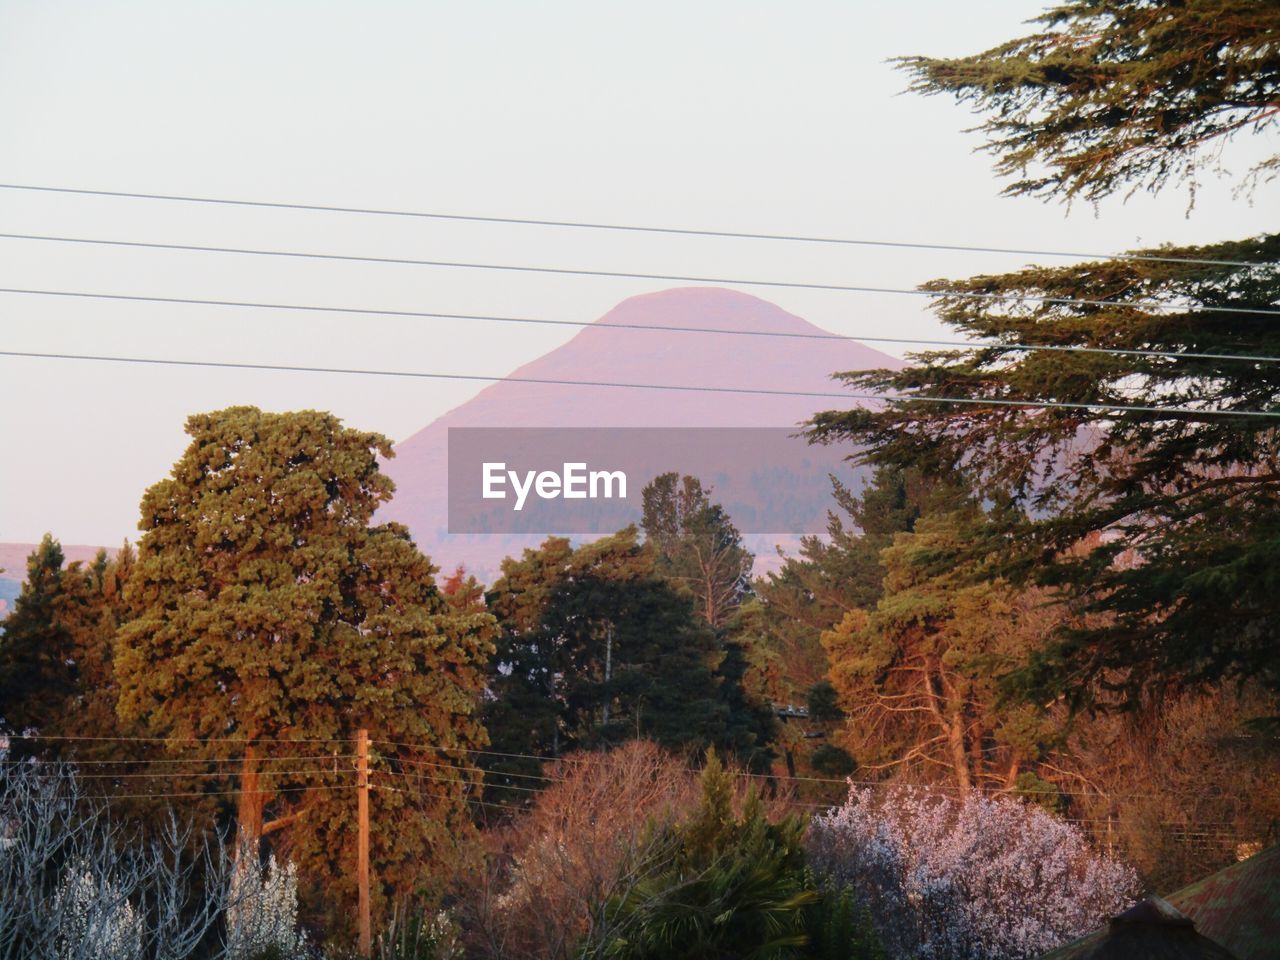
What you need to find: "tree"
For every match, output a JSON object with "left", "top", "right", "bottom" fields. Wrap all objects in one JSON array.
[
  {"left": 641, "top": 473, "right": 754, "bottom": 631},
  {"left": 114, "top": 406, "right": 496, "bottom": 923},
  {"left": 0, "top": 535, "right": 82, "bottom": 740},
  {"left": 821, "top": 507, "right": 1061, "bottom": 794},
  {"left": 456, "top": 741, "right": 703, "bottom": 960},
  {"left": 810, "top": 235, "right": 1280, "bottom": 705},
  {"left": 807, "top": 786, "right": 1138, "bottom": 960},
  {"left": 0, "top": 539, "right": 140, "bottom": 750},
  {"left": 812, "top": 5, "right": 1280, "bottom": 706},
  {"left": 586, "top": 752, "right": 817, "bottom": 960},
  {"left": 483, "top": 529, "right": 727, "bottom": 789},
  {"left": 746, "top": 468, "right": 954, "bottom": 784},
  {"left": 897, "top": 0, "right": 1280, "bottom": 203}
]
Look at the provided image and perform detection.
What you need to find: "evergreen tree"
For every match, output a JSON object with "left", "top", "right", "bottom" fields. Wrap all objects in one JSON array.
[
  {"left": 590, "top": 752, "right": 816, "bottom": 960},
  {"left": 752, "top": 468, "right": 938, "bottom": 705},
  {"left": 897, "top": 0, "right": 1280, "bottom": 202},
  {"left": 0, "top": 535, "right": 78, "bottom": 740},
  {"left": 821, "top": 507, "right": 1061, "bottom": 794},
  {"left": 482, "top": 529, "right": 728, "bottom": 800},
  {"left": 810, "top": 236, "right": 1280, "bottom": 705},
  {"left": 114, "top": 406, "right": 496, "bottom": 925},
  {"left": 812, "top": 3, "right": 1280, "bottom": 707}
]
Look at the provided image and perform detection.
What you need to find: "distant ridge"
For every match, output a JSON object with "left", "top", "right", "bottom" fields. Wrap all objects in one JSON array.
[{"left": 0, "top": 542, "right": 118, "bottom": 579}]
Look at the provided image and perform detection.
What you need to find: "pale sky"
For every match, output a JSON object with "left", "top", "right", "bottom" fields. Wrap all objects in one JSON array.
[{"left": 1, "top": 0, "right": 1274, "bottom": 547}]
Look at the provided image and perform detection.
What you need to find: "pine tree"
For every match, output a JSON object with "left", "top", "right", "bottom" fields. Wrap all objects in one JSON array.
[
  {"left": 592, "top": 751, "right": 816, "bottom": 960},
  {"left": 641, "top": 473, "right": 753, "bottom": 630},
  {"left": 812, "top": 3, "right": 1280, "bottom": 706},
  {"left": 810, "top": 235, "right": 1280, "bottom": 705},
  {"left": 821, "top": 507, "right": 1062, "bottom": 793}
]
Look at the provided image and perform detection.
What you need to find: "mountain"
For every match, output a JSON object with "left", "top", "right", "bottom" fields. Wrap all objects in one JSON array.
[
  {"left": 379, "top": 286, "right": 901, "bottom": 579},
  {"left": 0, "top": 288, "right": 899, "bottom": 591}
]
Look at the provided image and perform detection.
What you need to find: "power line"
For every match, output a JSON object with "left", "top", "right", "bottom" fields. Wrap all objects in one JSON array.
[
  {"left": 0, "top": 754, "right": 360, "bottom": 766},
  {"left": 15, "top": 737, "right": 355, "bottom": 752},
  {"left": 0, "top": 182, "right": 1258, "bottom": 268},
  {"left": 378, "top": 741, "right": 1262, "bottom": 805},
  {"left": 96, "top": 784, "right": 362, "bottom": 800},
  {"left": 3, "top": 286, "right": 1276, "bottom": 365},
  {"left": 4, "top": 347, "right": 1277, "bottom": 419},
  {"left": 62, "top": 767, "right": 353, "bottom": 781},
  {"left": 0, "top": 231, "right": 1275, "bottom": 318},
  {"left": 6, "top": 734, "right": 1253, "bottom": 808}
]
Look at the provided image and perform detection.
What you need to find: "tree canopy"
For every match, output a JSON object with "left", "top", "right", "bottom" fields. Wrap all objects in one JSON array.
[
  {"left": 812, "top": 3, "right": 1280, "bottom": 708},
  {"left": 641, "top": 473, "right": 754, "bottom": 631},
  {"left": 898, "top": 0, "right": 1280, "bottom": 202},
  {"left": 822, "top": 506, "right": 1061, "bottom": 794},
  {"left": 810, "top": 232, "right": 1280, "bottom": 706},
  {"left": 483, "top": 530, "right": 727, "bottom": 767},
  {"left": 114, "top": 406, "right": 496, "bottom": 923}
]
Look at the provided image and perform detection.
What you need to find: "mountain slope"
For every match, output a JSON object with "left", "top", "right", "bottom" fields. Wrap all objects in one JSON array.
[{"left": 380, "top": 286, "right": 900, "bottom": 577}]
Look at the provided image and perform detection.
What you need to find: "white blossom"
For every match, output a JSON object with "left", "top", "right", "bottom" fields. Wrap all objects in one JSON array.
[
  {"left": 52, "top": 862, "right": 144, "bottom": 960},
  {"left": 225, "top": 854, "right": 308, "bottom": 960},
  {"left": 807, "top": 786, "right": 1138, "bottom": 960}
]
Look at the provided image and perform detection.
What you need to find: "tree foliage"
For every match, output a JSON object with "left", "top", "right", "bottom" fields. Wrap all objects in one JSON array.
[
  {"left": 113, "top": 406, "right": 496, "bottom": 924},
  {"left": 753, "top": 469, "right": 940, "bottom": 705},
  {"left": 482, "top": 529, "right": 730, "bottom": 800},
  {"left": 898, "top": 0, "right": 1280, "bottom": 202},
  {"left": 821, "top": 507, "right": 1062, "bottom": 794},
  {"left": 641, "top": 473, "right": 754, "bottom": 631},
  {"left": 589, "top": 752, "right": 817, "bottom": 960},
  {"left": 809, "top": 236, "right": 1280, "bottom": 704},
  {"left": 0, "top": 536, "right": 87, "bottom": 739}
]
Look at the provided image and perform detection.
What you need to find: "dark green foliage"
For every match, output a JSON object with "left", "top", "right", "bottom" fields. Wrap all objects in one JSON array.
[
  {"left": 897, "top": 0, "right": 1280, "bottom": 202},
  {"left": 752, "top": 468, "right": 949, "bottom": 703},
  {"left": 483, "top": 530, "right": 729, "bottom": 801},
  {"left": 713, "top": 633, "right": 780, "bottom": 774},
  {"left": 590, "top": 753, "right": 817, "bottom": 960},
  {"left": 0, "top": 536, "right": 78, "bottom": 738},
  {"left": 801, "top": 879, "right": 885, "bottom": 960},
  {"left": 806, "top": 682, "right": 843, "bottom": 724},
  {"left": 807, "top": 745, "right": 855, "bottom": 779},
  {"left": 808, "top": 236, "right": 1280, "bottom": 705}
]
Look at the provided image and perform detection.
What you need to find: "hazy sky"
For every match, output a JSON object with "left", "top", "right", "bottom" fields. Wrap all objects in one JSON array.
[{"left": 1, "top": 1, "right": 1274, "bottom": 548}]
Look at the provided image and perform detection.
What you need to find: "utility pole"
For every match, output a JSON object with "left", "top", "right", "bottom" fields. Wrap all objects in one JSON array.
[{"left": 357, "top": 728, "right": 371, "bottom": 957}]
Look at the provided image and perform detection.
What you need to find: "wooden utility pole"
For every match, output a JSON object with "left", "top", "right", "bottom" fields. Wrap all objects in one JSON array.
[{"left": 357, "top": 728, "right": 371, "bottom": 957}]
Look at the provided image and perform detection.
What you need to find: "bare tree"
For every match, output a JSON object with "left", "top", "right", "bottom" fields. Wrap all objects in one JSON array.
[{"left": 0, "top": 757, "right": 234, "bottom": 960}]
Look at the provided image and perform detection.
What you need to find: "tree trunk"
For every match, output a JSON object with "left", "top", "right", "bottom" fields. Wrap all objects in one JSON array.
[
  {"left": 947, "top": 715, "right": 971, "bottom": 793},
  {"left": 235, "top": 743, "right": 266, "bottom": 866}
]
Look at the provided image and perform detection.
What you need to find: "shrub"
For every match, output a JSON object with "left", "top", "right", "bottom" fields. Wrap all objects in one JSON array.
[
  {"left": 806, "top": 786, "right": 1137, "bottom": 960},
  {"left": 584, "top": 752, "right": 816, "bottom": 960},
  {"left": 454, "top": 741, "right": 702, "bottom": 960}
]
